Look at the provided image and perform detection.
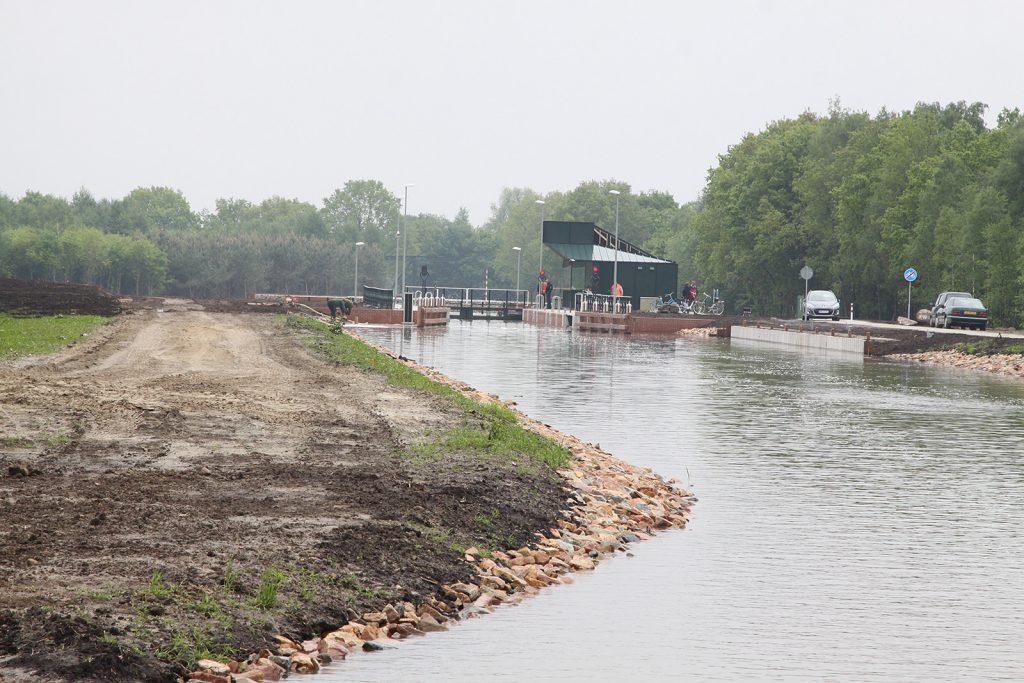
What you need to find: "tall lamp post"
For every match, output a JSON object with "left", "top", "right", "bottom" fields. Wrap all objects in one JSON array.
[
  {"left": 609, "top": 189, "right": 621, "bottom": 305},
  {"left": 393, "top": 221, "right": 400, "bottom": 305},
  {"left": 512, "top": 246, "right": 522, "bottom": 302},
  {"left": 535, "top": 199, "right": 545, "bottom": 278},
  {"left": 400, "top": 184, "right": 414, "bottom": 300},
  {"left": 354, "top": 241, "right": 365, "bottom": 297}
]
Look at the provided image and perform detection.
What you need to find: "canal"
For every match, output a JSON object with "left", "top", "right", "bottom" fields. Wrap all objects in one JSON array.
[{"left": 323, "top": 321, "right": 1024, "bottom": 681}]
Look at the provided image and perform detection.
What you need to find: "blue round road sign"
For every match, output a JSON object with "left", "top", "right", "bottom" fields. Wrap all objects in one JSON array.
[{"left": 904, "top": 267, "right": 918, "bottom": 282}]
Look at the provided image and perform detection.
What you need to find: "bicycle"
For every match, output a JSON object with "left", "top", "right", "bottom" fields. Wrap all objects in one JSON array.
[
  {"left": 693, "top": 292, "right": 725, "bottom": 315},
  {"left": 650, "top": 292, "right": 683, "bottom": 314}
]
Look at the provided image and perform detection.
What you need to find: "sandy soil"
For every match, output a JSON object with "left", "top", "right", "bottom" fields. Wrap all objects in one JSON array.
[{"left": 0, "top": 309, "right": 566, "bottom": 682}]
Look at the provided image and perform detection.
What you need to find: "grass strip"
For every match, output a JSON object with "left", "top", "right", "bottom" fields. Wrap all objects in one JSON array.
[
  {"left": 0, "top": 313, "right": 107, "bottom": 358},
  {"left": 283, "top": 315, "right": 571, "bottom": 470},
  {"left": 956, "top": 339, "right": 1024, "bottom": 356}
]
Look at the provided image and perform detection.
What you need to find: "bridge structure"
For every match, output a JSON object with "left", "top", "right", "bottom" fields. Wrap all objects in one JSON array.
[{"left": 404, "top": 286, "right": 534, "bottom": 320}]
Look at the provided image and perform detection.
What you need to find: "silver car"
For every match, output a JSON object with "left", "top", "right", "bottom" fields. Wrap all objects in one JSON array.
[{"left": 802, "top": 290, "right": 840, "bottom": 321}]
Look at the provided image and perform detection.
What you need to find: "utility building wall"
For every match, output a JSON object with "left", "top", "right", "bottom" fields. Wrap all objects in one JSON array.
[{"left": 543, "top": 221, "right": 678, "bottom": 310}]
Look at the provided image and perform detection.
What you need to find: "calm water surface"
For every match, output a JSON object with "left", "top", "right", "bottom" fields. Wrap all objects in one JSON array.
[{"left": 321, "top": 321, "right": 1024, "bottom": 682}]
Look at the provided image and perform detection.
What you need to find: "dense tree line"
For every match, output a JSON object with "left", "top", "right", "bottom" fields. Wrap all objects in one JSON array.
[
  {"left": 682, "top": 101, "right": 1024, "bottom": 322},
  {"left": 3, "top": 100, "right": 1023, "bottom": 323}
]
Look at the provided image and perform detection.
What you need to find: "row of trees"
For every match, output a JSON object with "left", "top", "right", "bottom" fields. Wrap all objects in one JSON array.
[
  {"left": 0, "top": 180, "right": 685, "bottom": 299},
  {"left": 0, "top": 226, "right": 166, "bottom": 295},
  {"left": 3, "top": 100, "right": 1023, "bottom": 322},
  {"left": 679, "top": 101, "right": 1024, "bottom": 322}
]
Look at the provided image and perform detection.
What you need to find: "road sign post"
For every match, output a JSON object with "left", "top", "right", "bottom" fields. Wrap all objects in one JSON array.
[
  {"left": 799, "top": 266, "right": 814, "bottom": 301},
  {"left": 903, "top": 267, "right": 918, "bottom": 319}
]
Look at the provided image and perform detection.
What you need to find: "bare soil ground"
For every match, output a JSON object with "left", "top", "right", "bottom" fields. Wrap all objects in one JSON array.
[{"left": 0, "top": 307, "right": 566, "bottom": 682}]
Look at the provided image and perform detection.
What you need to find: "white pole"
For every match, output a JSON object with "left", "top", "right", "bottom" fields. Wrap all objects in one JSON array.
[
  {"left": 907, "top": 281, "right": 912, "bottom": 319},
  {"left": 535, "top": 199, "right": 545, "bottom": 277},
  {"left": 393, "top": 226, "right": 400, "bottom": 306},
  {"left": 513, "top": 246, "right": 522, "bottom": 301},
  {"left": 609, "top": 190, "right": 621, "bottom": 305},
  {"left": 354, "top": 241, "right": 364, "bottom": 297},
  {"left": 401, "top": 184, "right": 412, "bottom": 300}
]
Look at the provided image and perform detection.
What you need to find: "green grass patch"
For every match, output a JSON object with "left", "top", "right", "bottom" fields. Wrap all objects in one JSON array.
[
  {"left": 140, "top": 571, "right": 175, "bottom": 601},
  {"left": 222, "top": 558, "right": 240, "bottom": 593},
  {"left": 0, "top": 313, "right": 107, "bottom": 359},
  {"left": 955, "top": 339, "right": 1024, "bottom": 356},
  {"left": 155, "top": 626, "right": 234, "bottom": 670},
  {"left": 253, "top": 567, "right": 287, "bottom": 609},
  {"left": 283, "top": 314, "right": 571, "bottom": 470},
  {"left": 474, "top": 509, "right": 500, "bottom": 528}
]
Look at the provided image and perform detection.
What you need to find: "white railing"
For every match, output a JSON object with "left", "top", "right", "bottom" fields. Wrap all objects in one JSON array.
[
  {"left": 412, "top": 291, "right": 449, "bottom": 308},
  {"left": 574, "top": 293, "right": 631, "bottom": 313},
  {"left": 406, "top": 286, "right": 531, "bottom": 305}
]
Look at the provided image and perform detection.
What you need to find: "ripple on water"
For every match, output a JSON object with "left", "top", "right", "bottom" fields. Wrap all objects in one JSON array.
[{"left": 321, "top": 322, "right": 1024, "bottom": 682}]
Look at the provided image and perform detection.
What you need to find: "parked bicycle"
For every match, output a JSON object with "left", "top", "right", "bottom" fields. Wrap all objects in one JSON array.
[
  {"left": 692, "top": 292, "right": 725, "bottom": 315},
  {"left": 650, "top": 292, "right": 685, "bottom": 314}
]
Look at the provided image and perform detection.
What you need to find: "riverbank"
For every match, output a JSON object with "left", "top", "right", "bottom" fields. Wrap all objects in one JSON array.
[
  {"left": 887, "top": 349, "right": 1024, "bottom": 378},
  {"left": 0, "top": 307, "right": 692, "bottom": 682}
]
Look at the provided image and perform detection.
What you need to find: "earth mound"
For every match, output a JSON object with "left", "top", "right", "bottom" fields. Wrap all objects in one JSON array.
[{"left": 0, "top": 278, "right": 121, "bottom": 316}]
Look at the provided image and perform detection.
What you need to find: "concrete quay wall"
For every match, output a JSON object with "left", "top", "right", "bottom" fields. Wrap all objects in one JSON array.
[
  {"left": 524, "top": 308, "right": 573, "bottom": 328},
  {"left": 730, "top": 325, "right": 866, "bottom": 354}
]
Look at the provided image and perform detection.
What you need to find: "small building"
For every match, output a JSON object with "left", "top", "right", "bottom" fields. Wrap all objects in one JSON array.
[{"left": 543, "top": 221, "right": 678, "bottom": 310}]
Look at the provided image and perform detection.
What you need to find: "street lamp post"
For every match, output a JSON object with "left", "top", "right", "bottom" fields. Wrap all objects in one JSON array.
[
  {"left": 354, "top": 241, "right": 365, "bottom": 297},
  {"left": 393, "top": 223, "right": 400, "bottom": 306},
  {"left": 513, "top": 246, "right": 522, "bottom": 302},
  {"left": 400, "top": 184, "right": 414, "bottom": 301},
  {"left": 609, "top": 190, "right": 621, "bottom": 307},
  {"left": 535, "top": 199, "right": 545, "bottom": 279}
]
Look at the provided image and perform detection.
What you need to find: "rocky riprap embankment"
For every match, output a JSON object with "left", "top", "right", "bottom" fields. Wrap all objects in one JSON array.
[
  {"left": 888, "top": 350, "right": 1024, "bottom": 378},
  {"left": 677, "top": 326, "right": 718, "bottom": 337},
  {"left": 180, "top": 334, "right": 695, "bottom": 682}
]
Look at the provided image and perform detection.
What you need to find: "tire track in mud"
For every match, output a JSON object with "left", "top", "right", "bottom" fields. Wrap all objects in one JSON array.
[{"left": 0, "top": 309, "right": 568, "bottom": 682}]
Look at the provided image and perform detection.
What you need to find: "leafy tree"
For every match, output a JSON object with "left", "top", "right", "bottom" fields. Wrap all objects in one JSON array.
[
  {"left": 0, "top": 226, "right": 59, "bottom": 279},
  {"left": 321, "top": 180, "right": 400, "bottom": 245},
  {"left": 117, "top": 187, "right": 198, "bottom": 233},
  {"left": 60, "top": 226, "right": 110, "bottom": 284}
]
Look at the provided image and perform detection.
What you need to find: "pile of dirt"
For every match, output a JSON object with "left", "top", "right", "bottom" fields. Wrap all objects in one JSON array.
[
  {"left": 0, "top": 279, "right": 121, "bottom": 317},
  {"left": 0, "top": 311, "right": 567, "bottom": 682}
]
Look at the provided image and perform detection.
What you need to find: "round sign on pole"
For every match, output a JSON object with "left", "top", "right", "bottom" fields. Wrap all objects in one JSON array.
[
  {"left": 904, "top": 267, "right": 918, "bottom": 282},
  {"left": 799, "top": 266, "right": 814, "bottom": 280}
]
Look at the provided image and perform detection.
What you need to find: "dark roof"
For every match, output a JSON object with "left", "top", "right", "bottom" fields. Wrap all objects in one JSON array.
[{"left": 545, "top": 243, "right": 671, "bottom": 264}]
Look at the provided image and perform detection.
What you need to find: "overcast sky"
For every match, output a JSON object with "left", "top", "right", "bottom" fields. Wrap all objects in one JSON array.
[{"left": 2, "top": 0, "right": 1022, "bottom": 224}]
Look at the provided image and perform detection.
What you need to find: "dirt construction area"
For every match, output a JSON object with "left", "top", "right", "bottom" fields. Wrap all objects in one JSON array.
[{"left": 0, "top": 307, "right": 566, "bottom": 682}]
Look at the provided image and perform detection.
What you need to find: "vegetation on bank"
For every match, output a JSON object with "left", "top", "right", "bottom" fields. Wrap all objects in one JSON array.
[
  {"left": 0, "top": 313, "right": 107, "bottom": 358},
  {"left": 4, "top": 100, "right": 1021, "bottom": 321},
  {"left": 283, "top": 314, "right": 572, "bottom": 471},
  {"left": 954, "top": 338, "right": 1024, "bottom": 356}
]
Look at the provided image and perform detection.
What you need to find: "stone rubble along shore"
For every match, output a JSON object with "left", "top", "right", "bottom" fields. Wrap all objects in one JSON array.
[
  {"left": 182, "top": 330, "right": 695, "bottom": 682},
  {"left": 888, "top": 350, "right": 1024, "bottom": 378}
]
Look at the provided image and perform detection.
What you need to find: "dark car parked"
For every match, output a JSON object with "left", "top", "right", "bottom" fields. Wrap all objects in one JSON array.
[
  {"left": 929, "top": 291, "right": 972, "bottom": 327},
  {"left": 933, "top": 296, "right": 989, "bottom": 330},
  {"left": 802, "top": 290, "right": 840, "bottom": 321}
]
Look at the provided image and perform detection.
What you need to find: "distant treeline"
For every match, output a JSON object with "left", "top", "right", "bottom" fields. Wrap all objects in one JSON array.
[{"left": 3, "top": 100, "right": 1023, "bottom": 322}]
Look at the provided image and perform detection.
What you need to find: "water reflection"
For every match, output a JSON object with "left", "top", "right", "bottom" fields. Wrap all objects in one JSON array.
[{"left": 322, "top": 321, "right": 1024, "bottom": 682}]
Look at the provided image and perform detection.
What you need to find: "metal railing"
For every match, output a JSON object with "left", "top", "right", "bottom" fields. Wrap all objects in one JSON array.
[
  {"left": 404, "top": 286, "right": 532, "bottom": 307},
  {"left": 574, "top": 292, "right": 632, "bottom": 314}
]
